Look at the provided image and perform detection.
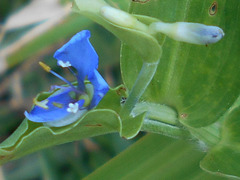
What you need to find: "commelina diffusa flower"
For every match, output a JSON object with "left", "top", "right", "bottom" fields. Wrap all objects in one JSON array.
[{"left": 24, "top": 30, "right": 109, "bottom": 127}]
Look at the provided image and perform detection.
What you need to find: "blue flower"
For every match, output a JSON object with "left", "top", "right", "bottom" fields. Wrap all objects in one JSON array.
[{"left": 24, "top": 30, "right": 109, "bottom": 127}]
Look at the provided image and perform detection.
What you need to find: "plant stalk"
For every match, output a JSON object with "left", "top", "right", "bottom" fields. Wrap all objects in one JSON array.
[{"left": 120, "top": 61, "right": 159, "bottom": 120}]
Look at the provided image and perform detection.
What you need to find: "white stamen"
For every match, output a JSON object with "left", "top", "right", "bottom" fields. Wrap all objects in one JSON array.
[
  {"left": 67, "top": 103, "right": 79, "bottom": 113},
  {"left": 58, "top": 60, "right": 71, "bottom": 68}
]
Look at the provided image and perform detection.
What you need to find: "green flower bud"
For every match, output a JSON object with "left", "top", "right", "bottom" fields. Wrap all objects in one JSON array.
[{"left": 150, "top": 22, "right": 224, "bottom": 45}]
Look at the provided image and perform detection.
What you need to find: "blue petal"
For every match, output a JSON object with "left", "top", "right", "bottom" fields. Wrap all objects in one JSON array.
[
  {"left": 88, "top": 69, "right": 109, "bottom": 109},
  {"left": 53, "top": 30, "right": 98, "bottom": 83},
  {"left": 25, "top": 88, "right": 85, "bottom": 123},
  {"left": 43, "top": 107, "right": 87, "bottom": 127}
]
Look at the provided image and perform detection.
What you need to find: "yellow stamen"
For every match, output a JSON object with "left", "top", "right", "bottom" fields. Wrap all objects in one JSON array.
[
  {"left": 52, "top": 102, "right": 63, "bottom": 108},
  {"left": 39, "top": 61, "right": 51, "bottom": 72}
]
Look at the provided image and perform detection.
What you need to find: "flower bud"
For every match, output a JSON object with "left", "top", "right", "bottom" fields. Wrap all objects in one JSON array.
[
  {"left": 100, "top": 6, "right": 148, "bottom": 32},
  {"left": 150, "top": 22, "right": 224, "bottom": 45}
]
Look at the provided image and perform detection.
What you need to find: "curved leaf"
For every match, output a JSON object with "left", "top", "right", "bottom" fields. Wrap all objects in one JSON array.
[
  {"left": 200, "top": 97, "right": 240, "bottom": 179},
  {"left": 0, "top": 110, "right": 120, "bottom": 165},
  {"left": 0, "top": 87, "right": 124, "bottom": 165}
]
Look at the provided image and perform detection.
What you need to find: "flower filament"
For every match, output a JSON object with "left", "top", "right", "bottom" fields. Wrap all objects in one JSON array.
[
  {"left": 39, "top": 61, "right": 82, "bottom": 94},
  {"left": 38, "top": 61, "right": 93, "bottom": 112}
]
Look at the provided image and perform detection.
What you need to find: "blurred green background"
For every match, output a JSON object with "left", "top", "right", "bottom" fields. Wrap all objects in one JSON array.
[
  {"left": 0, "top": 0, "right": 138, "bottom": 179},
  {"left": 1, "top": 0, "right": 235, "bottom": 179}
]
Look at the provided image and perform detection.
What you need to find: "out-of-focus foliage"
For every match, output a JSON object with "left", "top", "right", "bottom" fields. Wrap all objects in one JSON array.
[
  {"left": 0, "top": 0, "right": 30, "bottom": 22},
  {"left": 2, "top": 133, "right": 137, "bottom": 180}
]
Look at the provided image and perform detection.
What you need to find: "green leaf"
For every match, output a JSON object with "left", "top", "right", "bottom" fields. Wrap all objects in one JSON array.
[
  {"left": 200, "top": 97, "right": 240, "bottom": 179},
  {"left": 121, "top": 0, "right": 240, "bottom": 128},
  {"left": 0, "top": 110, "right": 119, "bottom": 165},
  {"left": 84, "top": 134, "right": 229, "bottom": 180},
  {"left": 120, "top": 113, "right": 145, "bottom": 139},
  {"left": 0, "top": 87, "right": 124, "bottom": 165},
  {"left": 121, "top": 1, "right": 240, "bottom": 178}
]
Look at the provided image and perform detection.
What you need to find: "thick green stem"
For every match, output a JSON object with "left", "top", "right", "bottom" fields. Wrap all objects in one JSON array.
[
  {"left": 188, "top": 123, "right": 221, "bottom": 148},
  {"left": 132, "top": 102, "right": 178, "bottom": 125},
  {"left": 120, "top": 61, "right": 159, "bottom": 120},
  {"left": 141, "top": 119, "right": 190, "bottom": 139}
]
